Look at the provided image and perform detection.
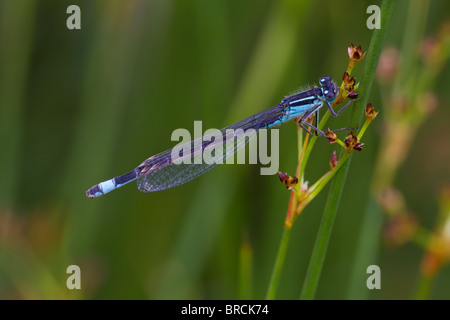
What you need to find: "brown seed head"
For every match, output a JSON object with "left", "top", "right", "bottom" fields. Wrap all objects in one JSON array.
[
  {"left": 344, "top": 132, "right": 358, "bottom": 149},
  {"left": 346, "top": 91, "right": 359, "bottom": 100},
  {"left": 365, "top": 103, "right": 379, "bottom": 121},
  {"left": 329, "top": 151, "right": 338, "bottom": 169},
  {"left": 325, "top": 130, "right": 337, "bottom": 144},
  {"left": 342, "top": 72, "right": 356, "bottom": 92},
  {"left": 353, "top": 142, "right": 364, "bottom": 151},
  {"left": 348, "top": 44, "right": 366, "bottom": 63},
  {"left": 278, "top": 172, "right": 298, "bottom": 190}
]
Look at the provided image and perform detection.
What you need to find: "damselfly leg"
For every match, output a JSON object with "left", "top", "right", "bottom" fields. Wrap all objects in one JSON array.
[
  {"left": 325, "top": 98, "right": 360, "bottom": 117},
  {"left": 297, "top": 98, "right": 359, "bottom": 136}
]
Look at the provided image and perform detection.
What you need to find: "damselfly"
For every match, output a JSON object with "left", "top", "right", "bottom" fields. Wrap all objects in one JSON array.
[{"left": 86, "top": 76, "right": 356, "bottom": 198}]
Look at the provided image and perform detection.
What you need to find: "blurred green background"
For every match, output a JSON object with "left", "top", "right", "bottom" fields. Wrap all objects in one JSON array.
[{"left": 0, "top": 0, "right": 449, "bottom": 299}]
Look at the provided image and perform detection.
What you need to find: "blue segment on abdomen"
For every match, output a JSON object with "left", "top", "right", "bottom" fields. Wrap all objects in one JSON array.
[
  {"left": 99, "top": 179, "right": 117, "bottom": 194},
  {"left": 91, "top": 170, "right": 137, "bottom": 197},
  {"left": 281, "top": 101, "right": 319, "bottom": 124}
]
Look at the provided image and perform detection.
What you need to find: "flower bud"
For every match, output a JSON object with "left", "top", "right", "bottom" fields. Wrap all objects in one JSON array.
[
  {"left": 348, "top": 43, "right": 366, "bottom": 63},
  {"left": 329, "top": 151, "right": 338, "bottom": 169},
  {"left": 278, "top": 172, "right": 298, "bottom": 190},
  {"left": 365, "top": 103, "right": 379, "bottom": 121},
  {"left": 325, "top": 130, "right": 337, "bottom": 143}
]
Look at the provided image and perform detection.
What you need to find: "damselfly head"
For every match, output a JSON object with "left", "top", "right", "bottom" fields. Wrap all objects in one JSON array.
[{"left": 319, "top": 76, "right": 338, "bottom": 103}]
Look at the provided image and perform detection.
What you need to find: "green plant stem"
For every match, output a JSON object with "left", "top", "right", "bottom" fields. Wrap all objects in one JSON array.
[
  {"left": 300, "top": 0, "right": 395, "bottom": 300},
  {"left": 347, "top": 0, "right": 431, "bottom": 300},
  {"left": 268, "top": 98, "right": 354, "bottom": 298},
  {"left": 266, "top": 226, "right": 292, "bottom": 299},
  {"left": 309, "top": 153, "right": 350, "bottom": 198},
  {"left": 299, "top": 112, "right": 330, "bottom": 179},
  {"left": 357, "top": 119, "right": 371, "bottom": 140}
]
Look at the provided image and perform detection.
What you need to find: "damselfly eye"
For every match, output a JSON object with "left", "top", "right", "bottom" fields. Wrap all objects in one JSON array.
[{"left": 320, "top": 78, "right": 326, "bottom": 83}]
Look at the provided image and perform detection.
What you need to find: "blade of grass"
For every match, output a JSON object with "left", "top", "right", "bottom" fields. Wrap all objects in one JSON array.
[
  {"left": 299, "top": 0, "right": 396, "bottom": 300},
  {"left": 265, "top": 120, "right": 308, "bottom": 299},
  {"left": 266, "top": 226, "right": 291, "bottom": 299},
  {"left": 347, "top": 0, "right": 431, "bottom": 300}
]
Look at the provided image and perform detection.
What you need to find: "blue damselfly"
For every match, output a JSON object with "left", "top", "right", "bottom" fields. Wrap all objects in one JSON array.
[{"left": 86, "top": 76, "right": 355, "bottom": 198}]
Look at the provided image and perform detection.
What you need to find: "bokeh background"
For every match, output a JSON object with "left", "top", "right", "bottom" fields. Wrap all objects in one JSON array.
[{"left": 0, "top": 0, "right": 449, "bottom": 299}]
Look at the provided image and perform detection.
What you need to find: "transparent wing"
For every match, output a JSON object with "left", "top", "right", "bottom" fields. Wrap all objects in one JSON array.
[{"left": 136, "top": 104, "right": 285, "bottom": 192}]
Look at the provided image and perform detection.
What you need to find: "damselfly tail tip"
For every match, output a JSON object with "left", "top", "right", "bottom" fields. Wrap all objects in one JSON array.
[{"left": 86, "top": 185, "right": 103, "bottom": 198}]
